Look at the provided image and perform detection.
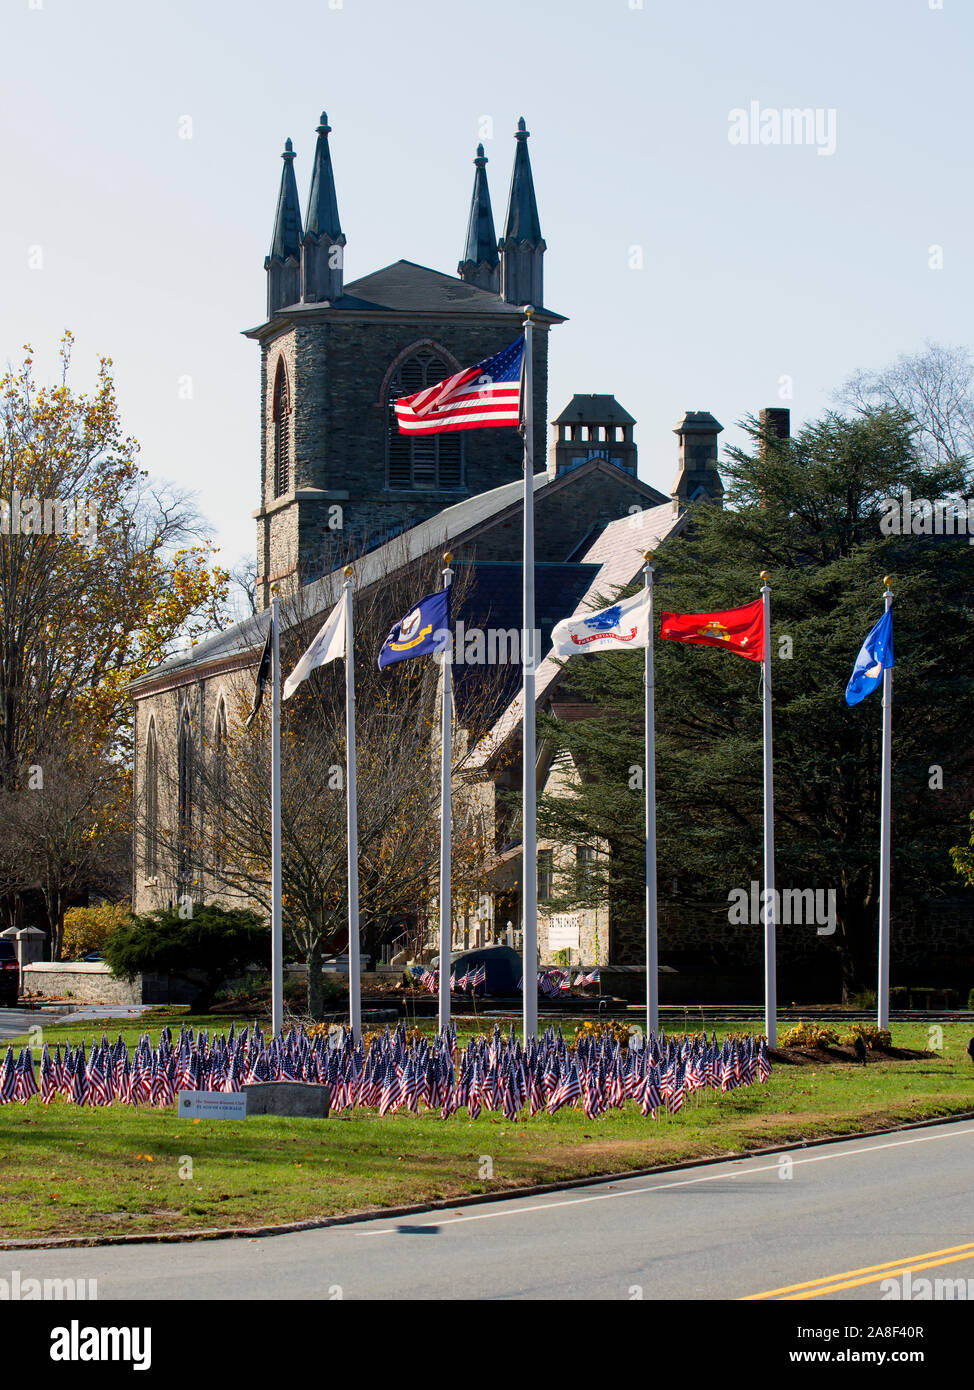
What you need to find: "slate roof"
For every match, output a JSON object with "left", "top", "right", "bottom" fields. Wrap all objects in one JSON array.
[
  {"left": 245, "top": 261, "right": 567, "bottom": 327},
  {"left": 452, "top": 560, "right": 600, "bottom": 720},
  {"left": 129, "top": 470, "right": 551, "bottom": 692},
  {"left": 554, "top": 394, "right": 636, "bottom": 425},
  {"left": 470, "top": 501, "right": 688, "bottom": 767},
  {"left": 131, "top": 475, "right": 679, "bottom": 697}
]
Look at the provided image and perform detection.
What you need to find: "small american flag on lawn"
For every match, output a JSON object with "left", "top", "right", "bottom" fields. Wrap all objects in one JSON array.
[{"left": 394, "top": 337, "right": 524, "bottom": 434}]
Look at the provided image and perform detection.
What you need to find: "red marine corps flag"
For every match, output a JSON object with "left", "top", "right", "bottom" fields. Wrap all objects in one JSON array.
[
  {"left": 394, "top": 337, "right": 524, "bottom": 434},
  {"left": 658, "top": 597, "right": 765, "bottom": 661},
  {"left": 660, "top": 581, "right": 777, "bottom": 1048}
]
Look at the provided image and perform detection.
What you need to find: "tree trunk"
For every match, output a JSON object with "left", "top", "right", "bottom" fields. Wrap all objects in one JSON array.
[{"left": 307, "top": 932, "right": 324, "bottom": 1021}]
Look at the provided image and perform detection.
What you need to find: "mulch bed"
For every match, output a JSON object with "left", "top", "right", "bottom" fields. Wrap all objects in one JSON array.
[{"left": 770, "top": 1044, "right": 931, "bottom": 1066}]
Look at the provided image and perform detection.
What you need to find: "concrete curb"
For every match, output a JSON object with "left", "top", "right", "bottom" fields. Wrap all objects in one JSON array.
[{"left": 3, "top": 1105, "right": 973, "bottom": 1253}]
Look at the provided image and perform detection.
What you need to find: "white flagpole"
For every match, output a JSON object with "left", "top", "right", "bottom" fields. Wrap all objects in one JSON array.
[
  {"left": 521, "top": 307, "right": 538, "bottom": 1043},
  {"left": 877, "top": 576, "right": 894, "bottom": 1031},
  {"left": 760, "top": 571, "right": 777, "bottom": 1048},
  {"left": 438, "top": 553, "right": 454, "bottom": 1035},
  {"left": 343, "top": 565, "right": 362, "bottom": 1040},
  {"left": 643, "top": 553, "right": 659, "bottom": 1040},
  {"left": 270, "top": 585, "right": 283, "bottom": 1039}
]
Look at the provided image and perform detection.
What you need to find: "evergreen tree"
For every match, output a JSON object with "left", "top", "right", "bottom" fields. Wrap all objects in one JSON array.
[{"left": 538, "top": 408, "right": 974, "bottom": 998}]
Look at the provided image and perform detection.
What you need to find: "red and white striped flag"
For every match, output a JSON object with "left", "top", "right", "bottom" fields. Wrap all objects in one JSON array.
[{"left": 394, "top": 337, "right": 524, "bottom": 434}]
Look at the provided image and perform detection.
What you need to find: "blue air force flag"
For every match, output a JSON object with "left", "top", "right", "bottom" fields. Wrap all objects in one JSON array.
[
  {"left": 550, "top": 589, "right": 652, "bottom": 658},
  {"left": 378, "top": 589, "right": 451, "bottom": 669},
  {"left": 845, "top": 608, "right": 894, "bottom": 706}
]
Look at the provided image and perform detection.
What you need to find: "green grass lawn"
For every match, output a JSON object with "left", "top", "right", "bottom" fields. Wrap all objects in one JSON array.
[{"left": 1, "top": 1016, "right": 971, "bottom": 1243}]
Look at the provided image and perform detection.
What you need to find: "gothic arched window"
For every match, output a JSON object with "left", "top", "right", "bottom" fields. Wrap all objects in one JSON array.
[
  {"left": 144, "top": 718, "right": 159, "bottom": 877},
  {"left": 272, "top": 358, "right": 291, "bottom": 498},
  {"left": 177, "top": 708, "right": 193, "bottom": 881},
  {"left": 386, "top": 351, "right": 464, "bottom": 491},
  {"left": 212, "top": 698, "right": 229, "bottom": 870}
]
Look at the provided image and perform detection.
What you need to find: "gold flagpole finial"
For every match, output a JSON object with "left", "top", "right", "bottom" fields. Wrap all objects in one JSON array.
[
  {"left": 883, "top": 574, "right": 892, "bottom": 588},
  {"left": 760, "top": 570, "right": 769, "bottom": 583},
  {"left": 522, "top": 304, "right": 535, "bottom": 319},
  {"left": 643, "top": 550, "right": 654, "bottom": 563},
  {"left": 443, "top": 551, "right": 454, "bottom": 566},
  {"left": 343, "top": 565, "right": 354, "bottom": 579},
  {"left": 270, "top": 582, "right": 279, "bottom": 596}
]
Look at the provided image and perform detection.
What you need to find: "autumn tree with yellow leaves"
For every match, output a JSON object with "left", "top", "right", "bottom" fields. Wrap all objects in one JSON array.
[{"left": 0, "top": 336, "right": 229, "bottom": 952}]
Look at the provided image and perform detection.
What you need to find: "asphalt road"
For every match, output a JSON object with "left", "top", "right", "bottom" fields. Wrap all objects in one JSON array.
[{"left": 5, "top": 1118, "right": 973, "bottom": 1300}]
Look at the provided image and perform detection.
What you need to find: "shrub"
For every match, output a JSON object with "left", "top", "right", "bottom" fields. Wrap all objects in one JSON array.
[
  {"left": 780, "top": 1021, "right": 840, "bottom": 1049},
  {"left": 62, "top": 902, "right": 131, "bottom": 959},
  {"left": 847, "top": 990, "right": 877, "bottom": 1009},
  {"left": 841, "top": 1023, "right": 892, "bottom": 1050},
  {"left": 102, "top": 905, "right": 269, "bottom": 1011},
  {"left": 573, "top": 1019, "right": 638, "bottom": 1048}
]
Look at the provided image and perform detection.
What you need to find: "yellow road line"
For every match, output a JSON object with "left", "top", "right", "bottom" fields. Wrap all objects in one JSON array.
[
  {"left": 743, "top": 1240, "right": 974, "bottom": 1300},
  {"left": 785, "top": 1249, "right": 974, "bottom": 1300}
]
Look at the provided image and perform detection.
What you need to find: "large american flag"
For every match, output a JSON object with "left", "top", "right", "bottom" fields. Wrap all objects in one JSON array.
[{"left": 394, "top": 337, "right": 524, "bottom": 435}]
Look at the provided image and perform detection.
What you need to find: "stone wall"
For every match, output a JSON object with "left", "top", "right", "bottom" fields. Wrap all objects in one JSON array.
[{"left": 23, "top": 963, "right": 201, "bottom": 1005}]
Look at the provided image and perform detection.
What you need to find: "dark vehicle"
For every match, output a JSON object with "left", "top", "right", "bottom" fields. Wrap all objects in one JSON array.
[{"left": 0, "top": 941, "right": 19, "bottom": 1006}]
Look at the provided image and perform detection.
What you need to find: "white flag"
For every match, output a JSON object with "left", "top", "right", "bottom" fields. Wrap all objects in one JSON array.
[
  {"left": 283, "top": 597, "right": 345, "bottom": 699},
  {"left": 550, "top": 589, "right": 651, "bottom": 659}
]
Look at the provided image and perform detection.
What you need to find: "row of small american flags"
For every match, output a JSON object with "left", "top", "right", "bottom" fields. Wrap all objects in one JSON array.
[
  {"left": 415, "top": 963, "right": 488, "bottom": 995},
  {"left": 0, "top": 1022, "right": 770, "bottom": 1119}
]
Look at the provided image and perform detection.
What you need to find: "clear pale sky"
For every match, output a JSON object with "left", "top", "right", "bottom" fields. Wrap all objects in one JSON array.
[{"left": 2, "top": 0, "right": 969, "bottom": 570}]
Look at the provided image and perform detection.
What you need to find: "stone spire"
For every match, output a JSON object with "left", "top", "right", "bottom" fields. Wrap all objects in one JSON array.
[
  {"left": 498, "top": 117, "right": 545, "bottom": 307},
  {"left": 301, "top": 111, "right": 346, "bottom": 304},
  {"left": 265, "top": 138, "right": 303, "bottom": 317},
  {"left": 458, "top": 144, "right": 499, "bottom": 292}
]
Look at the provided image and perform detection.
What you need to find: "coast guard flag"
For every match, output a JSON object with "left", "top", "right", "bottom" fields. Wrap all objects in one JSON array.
[
  {"left": 394, "top": 338, "right": 523, "bottom": 434},
  {"left": 659, "top": 598, "right": 765, "bottom": 662},
  {"left": 282, "top": 597, "right": 345, "bottom": 699},
  {"left": 550, "top": 589, "right": 651, "bottom": 657},
  {"left": 845, "top": 609, "right": 894, "bottom": 706},
  {"left": 378, "top": 589, "right": 451, "bottom": 669}
]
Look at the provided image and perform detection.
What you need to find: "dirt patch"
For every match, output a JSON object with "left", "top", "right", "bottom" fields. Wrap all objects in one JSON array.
[{"left": 770, "top": 1044, "right": 931, "bottom": 1066}]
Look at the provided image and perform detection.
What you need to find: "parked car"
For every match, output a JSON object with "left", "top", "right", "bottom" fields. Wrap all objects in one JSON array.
[{"left": 0, "top": 941, "right": 19, "bottom": 1006}]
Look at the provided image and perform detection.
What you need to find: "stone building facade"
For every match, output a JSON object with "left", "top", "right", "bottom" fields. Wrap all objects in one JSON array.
[
  {"left": 250, "top": 113, "right": 559, "bottom": 607},
  {"left": 129, "top": 104, "right": 732, "bottom": 971}
]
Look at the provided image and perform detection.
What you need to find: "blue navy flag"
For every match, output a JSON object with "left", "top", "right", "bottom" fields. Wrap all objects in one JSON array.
[
  {"left": 845, "top": 608, "right": 894, "bottom": 706},
  {"left": 378, "top": 589, "right": 451, "bottom": 669}
]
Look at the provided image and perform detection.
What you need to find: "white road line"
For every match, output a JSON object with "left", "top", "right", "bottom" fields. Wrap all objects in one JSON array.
[{"left": 356, "top": 1123, "right": 974, "bottom": 1237}]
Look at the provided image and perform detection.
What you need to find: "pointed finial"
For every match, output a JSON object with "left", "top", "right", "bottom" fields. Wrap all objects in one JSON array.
[
  {"left": 283, "top": 138, "right": 295, "bottom": 160},
  {"left": 516, "top": 117, "right": 528, "bottom": 138},
  {"left": 316, "top": 111, "right": 331, "bottom": 135}
]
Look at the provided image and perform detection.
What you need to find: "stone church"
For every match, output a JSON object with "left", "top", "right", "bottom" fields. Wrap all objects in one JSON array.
[{"left": 129, "top": 108, "right": 729, "bottom": 964}]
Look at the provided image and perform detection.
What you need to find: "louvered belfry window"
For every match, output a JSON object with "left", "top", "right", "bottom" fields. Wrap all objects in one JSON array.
[
  {"left": 386, "top": 352, "right": 464, "bottom": 490},
  {"left": 273, "top": 359, "right": 290, "bottom": 498}
]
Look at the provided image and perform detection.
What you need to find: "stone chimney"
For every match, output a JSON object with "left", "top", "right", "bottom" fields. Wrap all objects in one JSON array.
[
  {"left": 671, "top": 411, "right": 724, "bottom": 508},
  {"left": 758, "top": 407, "right": 790, "bottom": 458}
]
